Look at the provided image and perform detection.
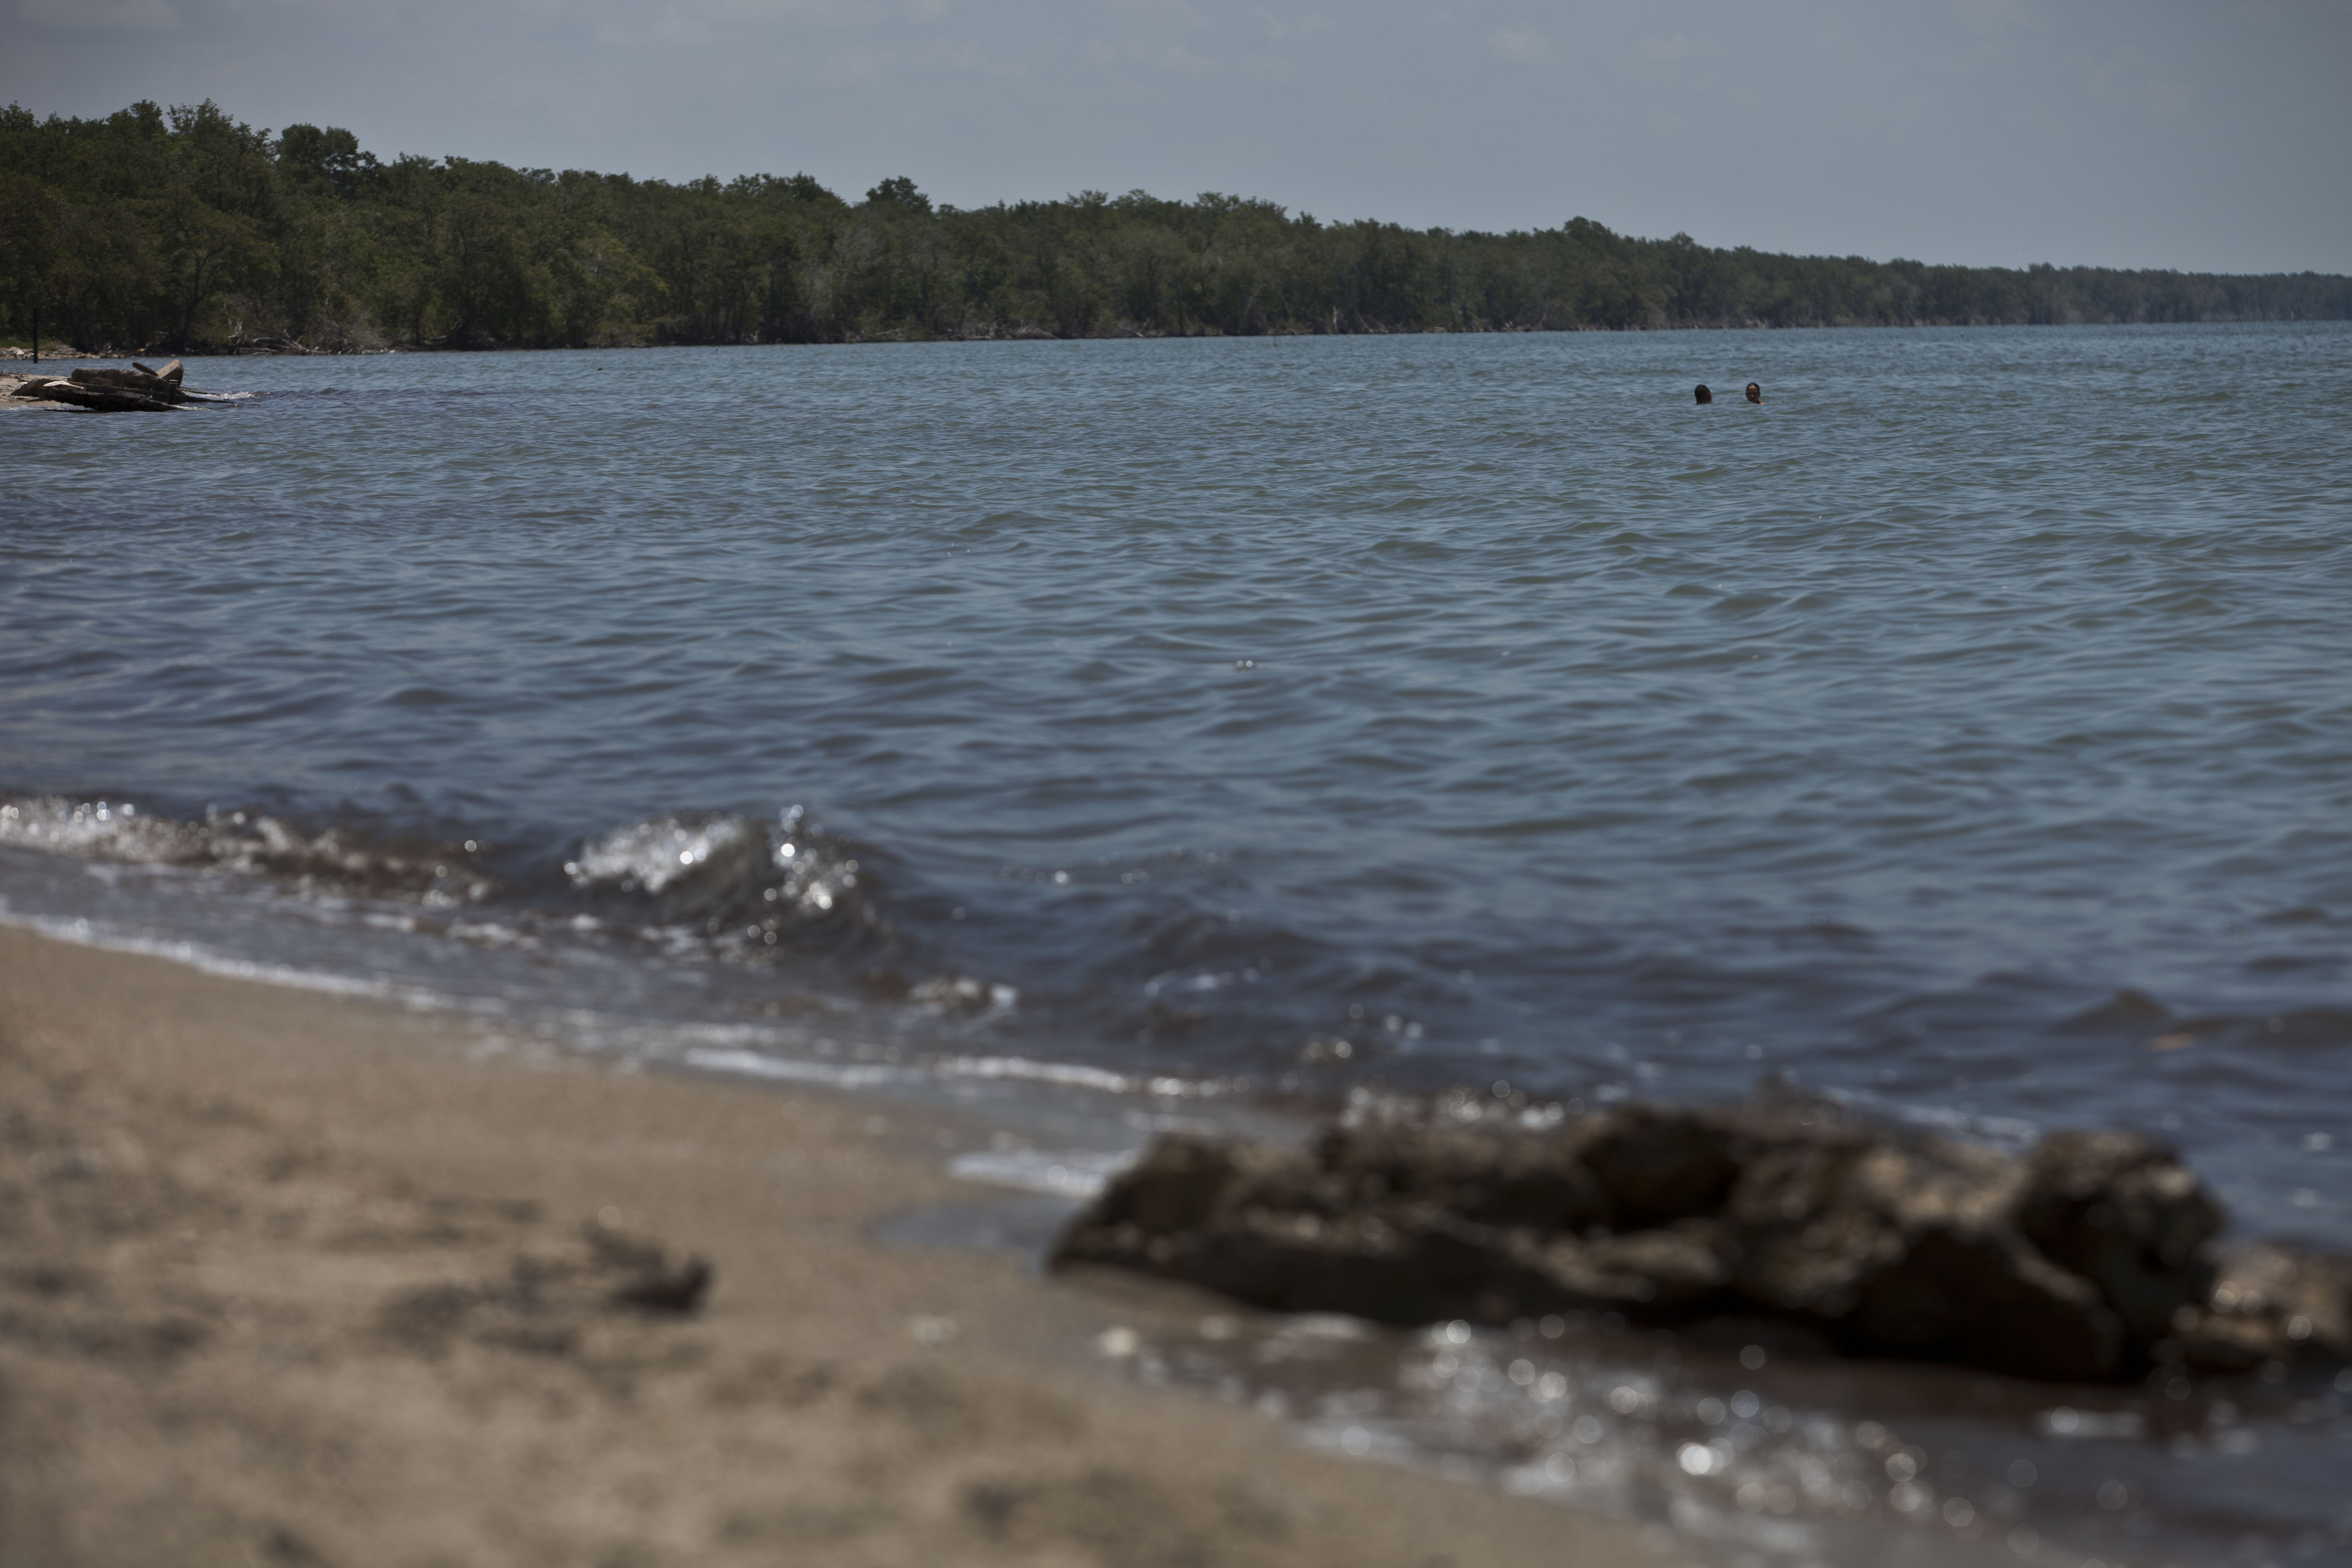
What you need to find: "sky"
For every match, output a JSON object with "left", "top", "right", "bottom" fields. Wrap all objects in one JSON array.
[{"left": 5, "top": 0, "right": 2349, "bottom": 275}]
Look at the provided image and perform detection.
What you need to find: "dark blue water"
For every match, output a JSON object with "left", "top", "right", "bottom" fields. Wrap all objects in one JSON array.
[{"left": 5, "top": 325, "right": 2350, "bottom": 1566}]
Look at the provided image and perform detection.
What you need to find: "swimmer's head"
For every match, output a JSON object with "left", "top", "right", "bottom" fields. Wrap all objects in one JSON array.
[
  {"left": 1694, "top": 384, "right": 1713, "bottom": 405},
  {"left": 1745, "top": 382, "right": 1762, "bottom": 404}
]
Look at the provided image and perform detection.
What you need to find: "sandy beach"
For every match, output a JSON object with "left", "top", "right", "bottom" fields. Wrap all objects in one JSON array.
[{"left": 0, "top": 923, "right": 1662, "bottom": 1568}]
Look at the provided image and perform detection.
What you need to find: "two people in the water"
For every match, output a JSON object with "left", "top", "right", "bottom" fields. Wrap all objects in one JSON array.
[{"left": 1694, "top": 383, "right": 1763, "bottom": 405}]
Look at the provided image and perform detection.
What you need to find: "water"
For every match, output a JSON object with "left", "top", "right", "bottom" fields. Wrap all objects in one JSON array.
[{"left": 5, "top": 324, "right": 2350, "bottom": 1564}]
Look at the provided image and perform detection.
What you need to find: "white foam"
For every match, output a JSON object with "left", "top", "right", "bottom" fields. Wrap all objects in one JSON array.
[
  {"left": 678, "top": 1045, "right": 909, "bottom": 1090},
  {"left": 935, "top": 1053, "right": 1221, "bottom": 1099},
  {"left": 946, "top": 1146, "right": 1133, "bottom": 1198},
  {"left": 569, "top": 815, "right": 756, "bottom": 893},
  {"left": 0, "top": 906, "right": 457, "bottom": 1011}
]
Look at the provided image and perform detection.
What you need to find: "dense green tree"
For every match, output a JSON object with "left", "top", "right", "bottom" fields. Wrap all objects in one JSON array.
[
  {"left": 0, "top": 164, "right": 63, "bottom": 351},
  {"left": 3, "top": 98, "right": 2344, "bottom": 353}
]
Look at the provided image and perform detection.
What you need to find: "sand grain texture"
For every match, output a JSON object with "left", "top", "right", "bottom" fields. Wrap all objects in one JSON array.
[{"left": 0, "top": 926, "right": 1656, "bottom": 1568}]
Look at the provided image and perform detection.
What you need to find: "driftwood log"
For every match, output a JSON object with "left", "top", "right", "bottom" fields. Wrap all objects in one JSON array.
[
  {"left": 1052, "top": 1097, "right": 2350, "bottom": 1383},
  {"left": 8, "top": 361, "right": 229, "bottom": 413},
  {"left": 67, "top": 365, "right": 189, "bottom": 402},
  {"left": 11, "top": 378, "right": 178, "bottom": 413}
]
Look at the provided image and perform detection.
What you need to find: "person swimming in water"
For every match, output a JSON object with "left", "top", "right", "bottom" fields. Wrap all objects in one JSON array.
[
  {"left": 1694, "top": 384, "right": 1713, "bottom": 404},
  {"left": 1746, "top": 382, "right": 1762, "bottom": 403}
]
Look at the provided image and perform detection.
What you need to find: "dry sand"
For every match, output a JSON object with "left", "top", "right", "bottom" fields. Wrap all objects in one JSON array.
[{"left": 0, "top": 924, "right": 1663, "bottom": 1568}]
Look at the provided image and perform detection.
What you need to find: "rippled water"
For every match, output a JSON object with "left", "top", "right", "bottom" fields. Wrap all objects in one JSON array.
[{"left": 5, "top": 324, "right": 2350, "bottom": 1565}]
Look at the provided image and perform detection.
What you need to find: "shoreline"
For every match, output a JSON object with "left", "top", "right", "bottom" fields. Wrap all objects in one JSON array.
[
  {"left": 10, "top": 315, "right": 2345, "bottom": 367},
  {"left": 0, "top": 921, "right": 1663, "bottom": 1567}
]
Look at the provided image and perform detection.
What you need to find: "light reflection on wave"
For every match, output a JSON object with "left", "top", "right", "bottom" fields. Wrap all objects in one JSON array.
[{"left": 1091, "top": 1308, "right": 2352, "bottom": 1568}]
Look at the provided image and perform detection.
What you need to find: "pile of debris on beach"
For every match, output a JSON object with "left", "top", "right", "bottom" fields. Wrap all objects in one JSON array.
[
  {"left": 1054, "top": 1091, "right": 2351, "bottom": 1384},
  {"left": 3, "top": 359, "right": 246, "bottom": 413}
]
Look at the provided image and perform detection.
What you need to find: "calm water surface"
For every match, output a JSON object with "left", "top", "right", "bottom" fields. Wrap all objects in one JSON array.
[{"left": 4, "top": 325, "right": 2349, "bottom": 1565}]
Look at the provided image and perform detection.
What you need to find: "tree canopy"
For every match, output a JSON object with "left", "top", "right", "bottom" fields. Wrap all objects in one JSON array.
[{"left": 5, "top": 100, "right": 2345, "bottom": 353}]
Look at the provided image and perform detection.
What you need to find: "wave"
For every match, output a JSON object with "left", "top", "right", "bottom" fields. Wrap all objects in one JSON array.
[
  {"left": 561, "top": 805, "right": 895, "bottom": 962},
  {"left": 0, "top": 793, "right": 898, "bottom": 973},
  {"left": 9, "top": 790, "right": 2347, "bottom": 1150},
  {"left": 0, "top": 796, "right": 499, "bottom": 904}
]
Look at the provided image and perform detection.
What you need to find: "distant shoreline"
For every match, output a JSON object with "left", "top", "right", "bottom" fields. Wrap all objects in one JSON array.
[
  {"left": 7, "top": 99, "right": 2347, "bottom": 360},
  {"left": 11, "top": 312, "right": 2347, "bottom": 364}
]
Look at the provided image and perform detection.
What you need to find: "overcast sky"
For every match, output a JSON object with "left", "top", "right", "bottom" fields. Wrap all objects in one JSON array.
[{"left": 5, "top": 0, "right": 2347, "bottom": 273}]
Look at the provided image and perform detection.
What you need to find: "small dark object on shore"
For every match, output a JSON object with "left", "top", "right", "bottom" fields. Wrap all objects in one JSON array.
[
  {"left": 1694, "top": 384, "right": 1713, "bottom": 404},
  {"left": 590, "top": 1225, "right": 715, "bottom": 1314},
  {"left": 1052, "top": 1096, "right": 2351, "bottom": 1384},
  {"left": 379, "top": 1222, "right": 714, "bottom": 1357},
  {"left": 608, "top": 1256, "right": 713, "bottom": 1313},
  {"left": 1746, "top": 382, "right": 1763, "bottom": 403}
]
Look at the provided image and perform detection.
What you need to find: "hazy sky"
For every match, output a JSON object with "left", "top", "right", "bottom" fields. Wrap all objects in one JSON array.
[{"left": 5, "top": 0, "right": 2348, "bottom": 273}]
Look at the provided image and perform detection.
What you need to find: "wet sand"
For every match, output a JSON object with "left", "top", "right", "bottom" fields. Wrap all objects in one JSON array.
[{"left": 0, "top": 924, "right": 1662, "bottom": 1568}]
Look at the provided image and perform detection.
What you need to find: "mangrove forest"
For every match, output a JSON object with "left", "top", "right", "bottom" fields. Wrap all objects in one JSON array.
[{"left": 4, "top": 99, "right": 2346, "bottom": 354}]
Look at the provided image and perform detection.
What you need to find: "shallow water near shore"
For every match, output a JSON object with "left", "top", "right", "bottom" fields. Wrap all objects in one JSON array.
[{"left": 4, "top": 323, "right": 2350, "bottom": 1565}]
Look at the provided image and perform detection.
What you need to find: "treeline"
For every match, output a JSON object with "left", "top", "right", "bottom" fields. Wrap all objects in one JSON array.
[{"left": 3, "top": 99, "right": 2346, "bottom": 354}]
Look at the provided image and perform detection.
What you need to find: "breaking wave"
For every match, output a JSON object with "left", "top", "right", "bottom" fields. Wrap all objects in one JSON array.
[
  {"left": 0, "top": 793, "right": 898, "bottom": 975},
  {"left": 561, "top": 804, "right": 895, "bottom": 962},
  {"left": 0, "top": 795, "right": 499, "bottom": 904}
]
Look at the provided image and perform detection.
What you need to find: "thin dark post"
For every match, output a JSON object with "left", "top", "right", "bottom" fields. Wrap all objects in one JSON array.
[{"left": 29, "top": 299, "right": 37, "bottom": 364}]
